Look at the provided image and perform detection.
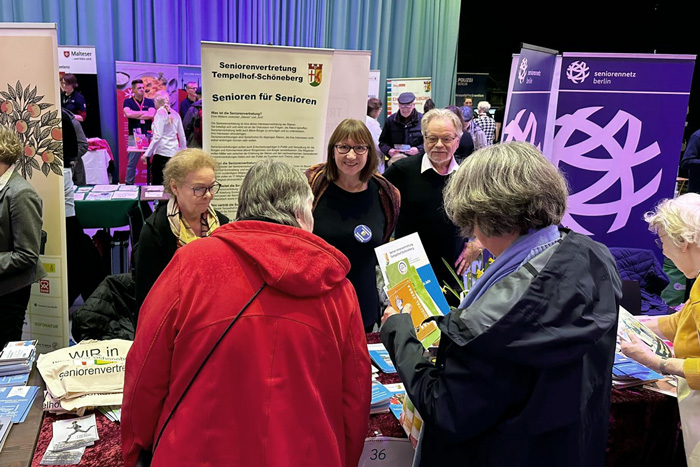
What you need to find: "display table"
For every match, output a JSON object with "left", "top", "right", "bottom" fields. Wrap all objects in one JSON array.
[
  {"left": 82, "top": 149, "right": 111, "bottom": 185},
  {"left": 74, "top": 187, "right": 141, "bottom": 229},
  {"left": 19, "top": 334, "right": 686, "bottom": 467},
  {"left": 0, "top": 369, "right": 46, "bottom": 467},
  {"left": 365, "top": 333, "right": 687, "bottom": 467}
]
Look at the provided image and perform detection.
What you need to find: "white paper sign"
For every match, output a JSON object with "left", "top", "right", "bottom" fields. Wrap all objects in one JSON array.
[{"left": 359, "top": 437, "right": 415, "bottom": 467}]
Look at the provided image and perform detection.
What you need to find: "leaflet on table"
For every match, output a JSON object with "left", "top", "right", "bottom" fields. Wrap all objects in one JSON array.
[
  {"left": 375, "top": 232, "right": 450, "bottom": 315},
  {"left": 75, "top": 186, "right": 92, "bottom": 193},
  {"left": 617, "top": 306, "right": 672, "bottom": 358},
  {"left": 0, "top": 385, "right": 40, "bottom": 423},
  {"left": 612, "top": 353, "right": 663, "bottom": 388},
  {"left": 117, "top": 185, "right": 139, "bottom": 191},
  {"left": 50, "top": 413, "right": 99, "bottom": 452},
  {"left": 367, "top": 343, "right": 396, "bottom": 374},
  {"left": 644, "top": 376, "right": 678, "bottom": 397},
  {"left": 0, "top": 373, "right": 29, "bottom": 387},
  {"left": 97, "top": 405, "right": 121, "bottom": 423},
  {"left": 371, "top": 381, "right": 392, "bottom": 414},
  {"left": 0, "top": 341, "right": 36, "bottom": 364},
  {"left": 85, "top": 191, "right": 113, "bottom": 201},
  {"left": 73, "top": 192, "right": 86, "bottom": 201},
  {"left": 386, "top": 278, "right": 441, "bottom": 348},
  {"left": 111, "top": 190, "right": 139, "bottom": 199},
  {"left": 142, "top": 190, "right": 164, "bottom": 199},
  {"left": 383, "top": 383, "right": 406, "bottom": 420},
  {"left": 90, "top": 185, "right": 119, "bottom": 192},
  {"left": 0, "top": 415, "right": 11, "bottom": 454},
  {"left": 40, "top": 437, "right": 86, "bottom": 465}
]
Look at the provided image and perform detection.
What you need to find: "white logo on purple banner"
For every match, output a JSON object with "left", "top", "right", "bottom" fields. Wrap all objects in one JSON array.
[
  {"left": 518, "top": 57, "right": 528, "bottom": 84},
  {"left": 566, "top": 61, "right": 590, "bottom": 84},
  {"left": 552, "top": 106, "right": 661, "bottom": 235},
  {"left": 503, "top": 109, "right": 541, "bottom": 149}
]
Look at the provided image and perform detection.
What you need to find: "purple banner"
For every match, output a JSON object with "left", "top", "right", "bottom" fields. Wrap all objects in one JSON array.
[
  {"left": 552, "top": 53, "right": 695, "bottom": 254},
  {"left": 503, "top": 46, "right": 558, "bottom": 149}
]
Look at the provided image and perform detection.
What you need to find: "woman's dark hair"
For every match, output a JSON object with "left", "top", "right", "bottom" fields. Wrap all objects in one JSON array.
[
  {"left": 325, "top": 119, "right": 378, "bottom": 183},
  {"left": 367, "top": 97, "right": 382, "bottom": 116},
  {"left": 61, "top": 73, "right": 79, "bottom": 87},
  {"left": 423, "top": 99, "right": 436, "bottom": 113}
]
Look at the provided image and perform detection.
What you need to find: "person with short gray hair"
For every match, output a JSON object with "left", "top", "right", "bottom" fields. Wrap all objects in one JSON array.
[
  {"left": 475, "top": 100, "right": 496, "bottom": 145},
  {"left": 123, "top": 158, "right": 371, "bottom": 467},
  {"left": 238, "top": 158, "right": 314, "bottom": 229},
  {"left": 384, "top": 108, "right": 478, "bottom": 306},
  {"left": 381, "top": 141, "right": 621, "bottom": 466},
  {"left": 621, "top": 192, "right": 700, "bottom": 463}
]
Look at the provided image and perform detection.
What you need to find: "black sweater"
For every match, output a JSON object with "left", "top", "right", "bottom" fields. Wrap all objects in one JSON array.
[{"left": 383, "top": 155, "right": 464, "bottom": 293}]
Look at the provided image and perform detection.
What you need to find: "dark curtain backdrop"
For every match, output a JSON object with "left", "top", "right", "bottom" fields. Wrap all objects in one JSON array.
[{"left": 0, "top": 0, "right": 461, "bottom": 166}]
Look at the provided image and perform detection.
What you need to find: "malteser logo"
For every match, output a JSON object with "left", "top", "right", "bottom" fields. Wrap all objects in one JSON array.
[
  {"left": 518, "top": 57, "right": 528, "bottom": 84},
  {"left": 566, "top": 61, "right": 590, "bottom": 84},
  {"left": 63, "top": 51, "right": 70, "bottom": 58},
  {"left": 39, "top": 279, "right": 50, "bottom": 294}
]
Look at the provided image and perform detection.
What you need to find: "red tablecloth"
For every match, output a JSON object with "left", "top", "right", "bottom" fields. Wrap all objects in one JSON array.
[{"left": 29, "top": 333, "right": 685, "bottom": 467}]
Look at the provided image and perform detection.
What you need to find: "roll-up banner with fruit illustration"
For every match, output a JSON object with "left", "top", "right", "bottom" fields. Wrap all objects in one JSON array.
[{"left": 0, "top": 23, "right": 70, "bottom": 353}]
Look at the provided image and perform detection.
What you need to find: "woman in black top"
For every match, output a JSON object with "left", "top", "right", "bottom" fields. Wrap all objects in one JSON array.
[{"left": 306, "top": 119, "right": 400, "bottom": 332}]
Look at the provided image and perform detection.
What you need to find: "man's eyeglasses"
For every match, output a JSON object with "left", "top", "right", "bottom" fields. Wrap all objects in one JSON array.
[
  {"left": 398, "top": 104, "right": 414, "bottom": 109},
  {"left": 655, "top": 233, "right": 667, "bottom": 249},
  {"left": 425, "top": 135, "right": 457, "bottom": 145},
  {"left": 335, "top": 144, "right": 369, "bottom": 155},
  {"left": 184, "top": 182, "right": 222, "bottom": 198}
]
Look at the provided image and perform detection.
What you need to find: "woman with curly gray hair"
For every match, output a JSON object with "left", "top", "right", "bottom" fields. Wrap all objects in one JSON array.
[
  {"left": 0, "top": 126, "right": 46, "bottom": 348},
  {"left": 621, "top": 192, "right": 700, "bottom": 464},
  {"left": 380, "top": 141, "right": 621, "bottom": 466}
]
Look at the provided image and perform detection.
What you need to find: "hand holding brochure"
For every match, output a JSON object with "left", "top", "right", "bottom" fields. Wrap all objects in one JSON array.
[{"left": 617, "top": 306, "right": 672, "bottom": 358}]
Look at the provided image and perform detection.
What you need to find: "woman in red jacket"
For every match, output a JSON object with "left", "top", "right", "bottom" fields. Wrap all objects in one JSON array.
[{"left": 122, "top": 159, "right": 371, "bottom": 467}]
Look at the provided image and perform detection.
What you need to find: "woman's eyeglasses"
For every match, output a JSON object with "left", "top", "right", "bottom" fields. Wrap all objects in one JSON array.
[
  {"left": 654, "top": 233, "right": 667, "bottom": 249},
  {"left": 184, "top": 182, "right": 222, "bottom": 198},
  {"left": 335, "top": 144, "right": 369, "bottom": 155}
]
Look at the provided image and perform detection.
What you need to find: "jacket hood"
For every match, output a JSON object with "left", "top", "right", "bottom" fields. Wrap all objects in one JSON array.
[
  {"left": 211, "top": 220, "right": 350, "bottom": 298},
  {"left": 441, "top": 230, "right": 621, "bottom": 368}
]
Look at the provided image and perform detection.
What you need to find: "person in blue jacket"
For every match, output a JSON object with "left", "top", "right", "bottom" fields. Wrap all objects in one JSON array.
[{"left": 381, "top": 142, "right": 622, "bottom": 467}]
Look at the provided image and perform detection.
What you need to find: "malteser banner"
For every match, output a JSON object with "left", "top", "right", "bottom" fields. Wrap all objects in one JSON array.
[
  {"left": 0, "top": 23, "right": 69, "bottom": 352},
  {"left": 202, "top": 42, "right": 333, "bottom": 218}
]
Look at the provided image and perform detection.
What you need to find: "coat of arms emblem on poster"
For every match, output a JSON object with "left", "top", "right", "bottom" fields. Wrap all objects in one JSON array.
[{"left": 308, "top": 63, "right": 322, "bottom": 87}]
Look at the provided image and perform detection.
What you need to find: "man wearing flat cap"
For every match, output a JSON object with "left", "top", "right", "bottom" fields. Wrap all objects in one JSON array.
[{"left": 379, "top": 92, "right": 424, "bottom": 166}]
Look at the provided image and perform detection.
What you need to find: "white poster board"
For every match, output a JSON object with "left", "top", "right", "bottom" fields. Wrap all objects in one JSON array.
[
  {"left": 0, "top": 23, "right": 69, "bottom": 352},
  {"left": 201, "top": 42, "right": 334, "bottom": 219},
  {"left": 325, "top": 49, "right": 371, "bottom": 147},
  {"left": 368, "top": 70, "right": 381, "bottom": 99},
  {"left": 58, "top": 46, "right": 97, "bottom": 75},
  {"left": 386, "top": 77, "right": 432, "bottom": 116}
]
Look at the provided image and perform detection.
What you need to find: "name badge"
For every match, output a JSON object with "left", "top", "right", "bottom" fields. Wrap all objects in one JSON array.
[
  {"left": 140, "top": 120, "right": 145, "bottom": 124},
  {"left": 354, "top": 225, "right": 372, "bottom": 243}
]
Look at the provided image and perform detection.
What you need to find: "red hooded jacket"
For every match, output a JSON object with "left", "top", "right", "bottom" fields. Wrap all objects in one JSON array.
[{"left": 122, "top": 220, "right": 371, "bottom": 466}]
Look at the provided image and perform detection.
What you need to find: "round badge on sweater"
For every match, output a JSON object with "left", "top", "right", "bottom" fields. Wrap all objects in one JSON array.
[{"left": 354, "top": 225, "right": 372, "bottom": 243}]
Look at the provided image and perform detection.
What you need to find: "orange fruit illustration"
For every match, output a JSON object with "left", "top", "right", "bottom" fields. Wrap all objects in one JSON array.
[
  {"left": 27, "top": 104, "right": 40, "bottom": 117},
  {"left": 51, "top": 127, "right": 62, "bottom": 141},
  {"left": 41, "top": 151, "right": 54, "bottom": 163},
  {"left": 1, "top": 101, "right": 13, "bottom": 113},
  {"left": 15, "top": 120, "right": 27, "bottom": 133},
  {"left": 24, "top": 146, "right": 35, "bottom": 157}
]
